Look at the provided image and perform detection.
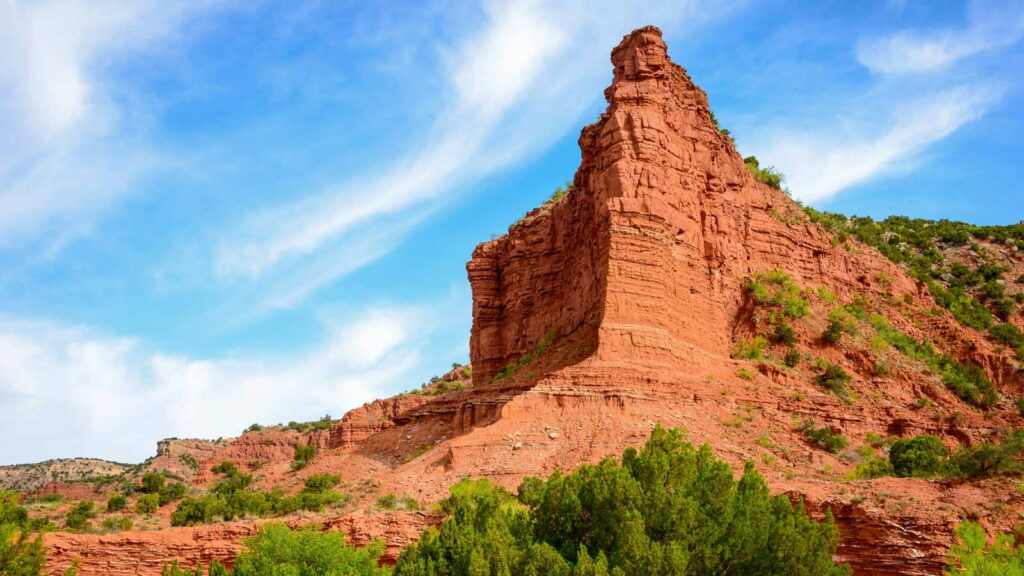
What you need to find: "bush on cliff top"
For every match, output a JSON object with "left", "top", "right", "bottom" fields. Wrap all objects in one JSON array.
[{"left": 744, "top": 156, "right": 786, "bottom": 191}]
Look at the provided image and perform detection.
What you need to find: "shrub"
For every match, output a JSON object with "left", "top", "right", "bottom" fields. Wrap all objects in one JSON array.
[
  {"left": 107, "top": 494, "right": 126, "bottom": 512},
  {"left": 0, "top": 490, "right": 47, "bottom": 575},
  {"left": 285, "top": 415, "right": 334, "bottom": 433},
  {"left": 549, "top": 182, "right": 571, "bottom": 203},
  {"left": 135, "top": 493, "right": 160, "bottom": 514},
  {"left": 376, "top": 494, "right": 397, "bottom": 510},
  {"left": 302, "top": 473, "right": 340, "bottom": 494},
  {"left": 946, "top": 430, "right": 1024, "bottom": 478},
  {"left": 211, "top": 461, "right": 238, "bottom": 476},
  {"left": 784, "top": 347, "right": 801, "bottom": 368},
  {"left": 873, "top": 360, "right": 890, "bottom": 376},
  {"left": 737, "top": 368, "right": 755, "bottom": 380},
  {"left": 140, "top": 472, "right": 165, "bottom": 494},
  {"left": 866, "top": 432, "right": 886, "bottom": 448},
  {"left": 748, "top": 270, "right": 810, "bottom": 320},
  {"left": 798, "top": 420, "right": 849, "bottom": 454},
  {"left": 823, "top": 320, "right": 844, "bottom": 343},
  {"left": 291, "top": 444, "right": 316, "bottom": 470},
  {"left": 847, "top": 455, "right": 894, "bottom": 480},
  {"left": 744, "top": 156, "right": 785, "bottom": 190},
  {"left": 990, "top": 322, "right": 1024, "bottom": 361},
  {"left": 394, "top": 426, "right": 851, "bottom": 575},
  {"left": 734, "top": 336, "right": 768, "bottom": 360},
  {"left": 815, "top": 363, "right": 852, "bottom": 397},
  {"left": 946, "top": 520, "right": 1024, "bottom": 574},
  {"left": 1017, "top": 397, "right": 1024, "bottom": 417},
  {"left": 101, "top": 516, "right": 132, "bottom": 533},
  {"left": 159, "top": 482, "right": 188, "bottom": 506},
  {"left": 770, "top": 321, "right": 796, "bottom": 345},
  {"left": 64, "top": 501, "right": 96, "bottom": 532},
  {"left": 823, "top": 308, "right": 859, "bottom": 343},
  {"left": 889, "top": 435, "right": 948, "bottom": 477},
  {"left": 166, "top": 523, "right": 387, "bottom": 576}
]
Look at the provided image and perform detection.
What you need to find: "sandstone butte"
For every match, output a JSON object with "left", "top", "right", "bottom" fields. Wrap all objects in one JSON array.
[{"left": 38, "top": 26, "right": 1023, "bottom": 576}]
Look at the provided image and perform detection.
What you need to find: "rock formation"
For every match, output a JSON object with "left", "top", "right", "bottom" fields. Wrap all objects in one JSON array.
[{"left": 469, "top": 26, "right": 915, "bottom": 386}]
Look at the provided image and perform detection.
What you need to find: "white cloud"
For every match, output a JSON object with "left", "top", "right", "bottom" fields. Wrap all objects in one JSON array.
[
  {"left": 0, "top": 0, "right": 227, "bottom": 248},
  {"left": 750, "top": 87, "right": 996, "bottom": 202},
  {"left": 856, "top": 0, "right": 1024, "bottom": 75},
  {"left": 212, "top": 0, "right": 742, "bottom": 314},
  {"left": 0, "top": 304, "right": 434, "bottom": 464}
]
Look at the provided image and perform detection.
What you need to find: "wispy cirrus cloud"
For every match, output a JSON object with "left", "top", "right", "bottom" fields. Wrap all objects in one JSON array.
[
  {"left": 0, "top": 0, "right": 229, "bottom": 250},
  {"left": 754, "top": 86, "right": 997, "bottom": 202},
  {"left": 212, "top": 0, "right": 743, "bottom": 318},
  {"left": 746, "top": 0, "right": 1017, "bottom": 203},
  {"left": 856, "top": 0, "right": 1024, "bottom": 76}
]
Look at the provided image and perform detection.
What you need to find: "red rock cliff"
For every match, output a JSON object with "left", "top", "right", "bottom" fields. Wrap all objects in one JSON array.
[{"left": 469, "top": 26, "right": 913, "bottom": 383}]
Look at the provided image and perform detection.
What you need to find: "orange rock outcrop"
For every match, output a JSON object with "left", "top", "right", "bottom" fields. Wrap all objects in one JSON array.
[{"left": 469, "top": 26, "right": 916, "bottom": 385}]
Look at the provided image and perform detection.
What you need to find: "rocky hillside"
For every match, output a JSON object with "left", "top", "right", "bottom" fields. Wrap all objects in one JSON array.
[
  {"left": 805, "top": 211, "right": 1024, "bottom": 352},
  {"left": 26, "top": 27, "right": 1023, "bottom": 576},
  {"left": 0, "top": 459, "right": 131, "bottom": 493}
]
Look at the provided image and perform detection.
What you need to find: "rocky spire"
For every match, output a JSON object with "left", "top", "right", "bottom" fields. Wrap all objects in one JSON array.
[{"left": 468, "top": 26, "right": 910, "bottom": 383}]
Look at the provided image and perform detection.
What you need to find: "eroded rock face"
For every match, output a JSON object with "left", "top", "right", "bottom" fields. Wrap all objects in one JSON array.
[{"left": 468, "top": 26, "right": 915, "bottom": 384}]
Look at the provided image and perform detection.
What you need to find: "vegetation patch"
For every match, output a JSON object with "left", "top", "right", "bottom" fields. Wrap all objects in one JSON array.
[
  {"left": 396, "top": 426, "right": 850, "bottom": 575},
  {"left": 857, "top": 431, "right": 1024, "bottom": 480},
  {"left": 509, "top": 183, "right": 574, "bottom": 231},
  {"left": 106, "top": 494, "right": 126, "bottom": 512},
  {"left": 170, "top": 464, "right": 344, "bottom": 526},
  {"left": 823, "top": 307, "right": 859, "bottom": 343},
  {"left": 745, "top": 269, "right": 810, "bottom": 356},
  {"left": 946, "top": 520, "right": 1024, "bottom": 574},
  {"left": 870, "top": 316, "right": 998, "bottom": 408},
  {"left": 797, "top": 420, "right": 849, "bottom": 454},
  {"left": 291, "top": 444, "right": 317, "bottom": 470},
  {"left": 495, "top": 329, "right": 557, "bottom": 380},
  {"left": 375, "top": 494, "right": 420, "bottom": 511},
  {"left": 1, "top": 490, "right": 79, "bottom": 575},
  {"left": 734, "top": 336, "right": 768, "bottom": 360},
  {"left": 164, "top": 522, "right": 386, "bottom": 576},
  {"left": 803, "top": 210, "right": 1024, "bottom": 361},
  {"left": 744, "top": 156, "right": 785, "bottom": 191},
  {"left": 179, "top": 454, "right": 200, "bottom": 472},
  {"left": 748, "top": 270, "right": 810, "bottom": 320},
  {"left": 815, "top": 363, "right": 852, "bottom": 397},
  {"left": 285, "top": 415, "right": 334, "bottom": 433},
  {"left": 847, "top": 454, "right": 893, "bottom": 480}
]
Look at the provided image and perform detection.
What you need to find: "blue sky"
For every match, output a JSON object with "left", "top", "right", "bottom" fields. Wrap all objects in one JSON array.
[{"left": 1, "top": 0, "right": 1022, "bottom": 464}]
